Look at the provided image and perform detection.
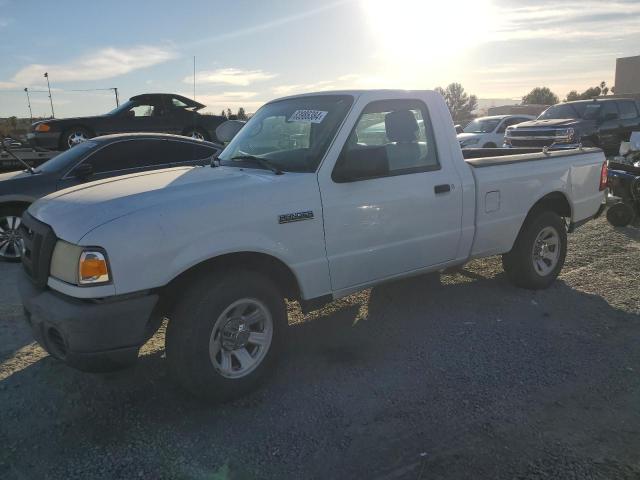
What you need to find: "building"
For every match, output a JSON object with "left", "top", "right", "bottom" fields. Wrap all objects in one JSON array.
[
  {"left": 615, "top": 55, "right": 640, "bottom": 95},
  {"left": 487, "top": 104, "right": 549, "bottom": 116}
]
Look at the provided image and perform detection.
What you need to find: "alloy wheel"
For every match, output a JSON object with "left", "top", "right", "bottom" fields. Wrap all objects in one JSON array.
[{"left": 0, "top": 215, "right": 23, "bottom": 260}]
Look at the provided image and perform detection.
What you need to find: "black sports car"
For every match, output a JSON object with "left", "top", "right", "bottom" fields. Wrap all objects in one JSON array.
[
  {"left": 0, "top": 132, "right": 222, "bottom": 260},
  {"left": 28, "top": 93, "right": 227, "bottom": 150}
]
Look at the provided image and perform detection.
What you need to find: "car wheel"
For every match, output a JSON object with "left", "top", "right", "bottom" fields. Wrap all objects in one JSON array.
[
  {"left": 606, "top": 202, "right": 635, "bottom": 227},
  {"left": 184, "top": 128, "right": 210, "bottom": 141},
  {"left": 61, "top": 127, "right": 93, "bottom": 150},
  {"left": 165, "top": 270, "right": 286, "bottom": 402},
  {"left": 0, "top": 206, "right": 26, "bottom": 262},
  {"left": 502, "top": 210, "right": 567, "bottom": 289}
]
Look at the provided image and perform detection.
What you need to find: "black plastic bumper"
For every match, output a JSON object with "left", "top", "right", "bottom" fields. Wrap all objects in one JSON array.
[
  {"left": 18, "top": 273, "right": 159, "bottom": 372},
  {"left": 26, "top": 132, "right": 61, "bottom": 150}
]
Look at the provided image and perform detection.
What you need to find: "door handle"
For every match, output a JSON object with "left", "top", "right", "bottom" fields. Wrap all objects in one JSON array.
[{"left": 434, "top": 184, "right": 451, "bottom": 194}]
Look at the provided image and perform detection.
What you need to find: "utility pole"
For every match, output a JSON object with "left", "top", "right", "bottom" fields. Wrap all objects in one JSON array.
[
  {"left": 24, "top": 87, "right": 33, "bottom": 121},
  {"left": 112, "top": 87, "right": 120, "bottom": 107},
  {"left": 193, "top": 56, "right": 196, "bottom": 101},
  {"left": 44, "top": 72, "right": 55, "bottom": 118}
]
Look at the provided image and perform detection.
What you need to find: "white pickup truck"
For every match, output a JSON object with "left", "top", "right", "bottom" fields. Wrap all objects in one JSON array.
[{"left": 18, "top": 90, "right": 607, "bottom": 402}]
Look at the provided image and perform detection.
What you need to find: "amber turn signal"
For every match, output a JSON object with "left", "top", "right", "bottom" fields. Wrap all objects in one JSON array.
[
  {"left": 35, "top": 123, "right": 51, "bottom": 132},
  {"left": 78, "top": 251, "right": 110, "bottom": 284}
]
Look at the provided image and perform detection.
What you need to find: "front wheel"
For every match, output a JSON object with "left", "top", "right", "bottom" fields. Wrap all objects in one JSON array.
[
  {"left": 502, "top": 210, "right": 567, "bottom": 289},
  {"left": 0, "top": 206, "right": 26, "bottom": 262},
  {"left": 166, "top": 270, "right": 286, "bottom": 402}
]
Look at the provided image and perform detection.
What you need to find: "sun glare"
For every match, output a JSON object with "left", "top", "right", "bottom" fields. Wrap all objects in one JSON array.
[{"left": 362, "top": 0, "right": 494, "bottom": 64}]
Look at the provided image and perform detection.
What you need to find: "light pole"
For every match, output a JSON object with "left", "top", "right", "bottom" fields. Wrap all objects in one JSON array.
[
  {"left": 44, "top": 72, "right": 55, "bottom": 118},
  {"left": 112, "top": 87, "right": 120, "bottom": 107},
  {"left": 24, "top": 88, "right": 33, "bottom": 121}
]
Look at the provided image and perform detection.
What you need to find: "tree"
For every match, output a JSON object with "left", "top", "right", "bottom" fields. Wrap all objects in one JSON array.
[
  {"left": 237, "top": 107, "right": 247, "bottom": 120},
  {"left": 565, "top": 90, "right": 580, "bottom": 102},
  {"left": 564, "top": 81, "right": 610, "bottom": 101},
  {"left": 226, "top": 108, "right": 232, "bottom": 118},
  {"left": 220, "top": 109, "right": 227, "bottom": 118},
  {"left": 434, "top": 83, "right": 478, "bottom": 123},
  {"left": 522, "top": 87, "right": 559, "bottom": 105}
]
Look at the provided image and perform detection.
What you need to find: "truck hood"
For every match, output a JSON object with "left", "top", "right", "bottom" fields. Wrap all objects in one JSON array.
[
  {"left": 457, "top": 132, "right": 484, "bottom": 141},
  {"left": 28, "top": 166, "right": 277, "bottom": 242},
  {"left": 512, "top": 118, "right": 587, "bottom": 129}
]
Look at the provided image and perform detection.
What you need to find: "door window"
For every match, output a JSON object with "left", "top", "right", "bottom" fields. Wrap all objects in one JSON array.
[
  {"left": 166, "top": 141, "right": 220, "bottom": 164},
  {"left": 334, "top": 99, "right": 439, "bottom": 182},
  {"left": 600, "top": 101, "right": 619, "bottom": 120},
  {"left": 618, "top": 101, "right": 639, "bottom": 120},
  {"left": 80, "top": 139, "right": 171, "bottom": 174}
]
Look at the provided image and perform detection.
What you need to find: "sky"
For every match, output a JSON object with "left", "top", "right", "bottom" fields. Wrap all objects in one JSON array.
[{"left": 0, "top": 0, "right": 638, "bottom": 118}]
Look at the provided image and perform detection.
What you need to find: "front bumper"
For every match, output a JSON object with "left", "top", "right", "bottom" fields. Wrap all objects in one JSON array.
[
  {"left": 27, "top": 132, "right": 61, "bottom": 150},
  {"left": 18, "top": 272, "right": 159, "bottom": 372}
]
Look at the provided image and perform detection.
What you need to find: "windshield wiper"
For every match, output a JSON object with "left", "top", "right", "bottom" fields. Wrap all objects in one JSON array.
[
  {"left": 1, "top": 144, "right": 35, "bottom": 174},
  {"left": 230, "top": 155, "right": 283, "bottom": 175}
]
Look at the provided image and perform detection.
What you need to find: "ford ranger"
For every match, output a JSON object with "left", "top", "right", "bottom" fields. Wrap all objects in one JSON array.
[{"left": 18, "top": 90, "right": 607, "bottom": 402}]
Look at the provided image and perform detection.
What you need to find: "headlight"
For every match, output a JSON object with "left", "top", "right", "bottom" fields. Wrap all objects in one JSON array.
[
  {"left": 460, "top": 137, "right": 480, "bottom": 147},
  {"left": 35, "top": 123, "right": 51, "bottom": 132},
  {"left": 50, "top": 241, "right": 111, "bottom": 286}
]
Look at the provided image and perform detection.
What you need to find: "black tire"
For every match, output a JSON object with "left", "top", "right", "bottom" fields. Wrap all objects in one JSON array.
[
  {"left": 606, "top": 202, "right": 635, "bottom": 227},
  {"left": 60, "top": 126, "right": 93, "bottom": 150},
  {"left": 483, "top": 142, "right": 497, "bottom": 148},
  {"left": 183, "top": 128, "right": 211, "bottom": 141},
  {"left": 502, "top": 210, "right": 567, "bottom": 290},
  {"left": 0, "top": 205, "right": 27, "bottom": 262},
  {"left": 166, "top": 270, "right": 286, "bottom": 402}
]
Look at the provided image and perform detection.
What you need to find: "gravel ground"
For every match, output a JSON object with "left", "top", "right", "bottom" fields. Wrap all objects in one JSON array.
[{"left": 1, "top": 216, "right": 639, "bottom": 479}]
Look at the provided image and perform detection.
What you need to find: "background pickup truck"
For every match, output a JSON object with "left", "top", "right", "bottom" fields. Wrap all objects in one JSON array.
[
  {"left": 28, "top": 93, "right": 227, "bottom": 150},
  {"left": 18, "top": 90, "right": 607, "bottom": 402},
  {"left": 504, "top": 97, "right": 640, "bottom": 155}
]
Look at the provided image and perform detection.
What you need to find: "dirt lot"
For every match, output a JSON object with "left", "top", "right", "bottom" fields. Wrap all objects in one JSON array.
[{"left": 1, "top": 216, "right": 639, "bottom": 479}]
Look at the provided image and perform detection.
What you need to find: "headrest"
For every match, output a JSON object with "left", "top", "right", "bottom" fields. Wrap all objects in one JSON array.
[{"left": 385, "top": 110, "right": 418, "bottom": 143}]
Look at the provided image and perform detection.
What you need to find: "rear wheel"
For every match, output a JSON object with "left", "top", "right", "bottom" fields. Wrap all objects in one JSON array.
[
  {"left": 61, "top": 126, "right": 93, "bottom": 150},
  {"left": 184, "top": 128, "right": 210, "bottom": 141},
  {"left": 606, "top": 202, "right": 635, "bottom": 227},
  {"left": 0, "top": 206, "right": 26, "bottom": 262},
  {"left": 502, "top": 210, "right": 567, "bottom": 289},
  {"left": 166, "top": 270, "right": 286, "bottom": 402}
]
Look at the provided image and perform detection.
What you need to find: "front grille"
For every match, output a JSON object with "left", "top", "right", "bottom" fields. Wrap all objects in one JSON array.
[
  {"left": 508, "top": 129, "right": 560, "bottom": 138},
  {"left": 510, "top": 138, "right": 555, "bottom": 147},
  {"left": 20, "top": 211, "right": 57, "bottom": 288}
]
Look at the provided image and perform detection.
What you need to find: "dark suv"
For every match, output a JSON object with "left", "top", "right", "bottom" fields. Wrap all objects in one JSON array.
[{"left": 504, "top": 98, "right": 640, "bottom": 155}]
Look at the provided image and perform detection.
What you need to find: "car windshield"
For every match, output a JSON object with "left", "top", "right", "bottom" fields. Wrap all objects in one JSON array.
[
  {"left": 538, "top": 103, "right": 588, "bottom": 120},
  {"left": 463, "top": 118, "right": 501, "bottom": 133},
  {"left": 217, "top": 95, "right": 354, "bottom": 173},
  {"left": 107, "top": 100, "right": 135, "bottom": 115},
  {"left": 35, "top": 141, "right": 97, "bottom": 173}
]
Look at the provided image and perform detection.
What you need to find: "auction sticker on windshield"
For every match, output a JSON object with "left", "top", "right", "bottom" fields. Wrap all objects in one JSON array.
[{"left": 289, "top": 110, "right": 328, "bottom": 123}]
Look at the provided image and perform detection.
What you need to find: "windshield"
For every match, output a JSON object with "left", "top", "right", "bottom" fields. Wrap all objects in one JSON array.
[
  {"left": 538, "top": 103, "right": 588, "bottom": 120},
  {"left": 107, "top": 100, "right": 135, "bottom": 115},
  {"left": 463, "top": 118, "right": 501, "bottom": 133},
  {"left": 218, "top": 95, "right": 354, "bottom": 173},
  {"left": 35, "top": 141, "right": 97, "bottom": 173}
]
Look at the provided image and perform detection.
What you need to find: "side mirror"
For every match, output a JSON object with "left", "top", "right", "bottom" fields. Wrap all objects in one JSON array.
[
  {"left": 73, "top": 163, "right": 94, "bottom": 180},
  {"left": 332, "top": 147, "right": 389, "bottom": 183},
  {"left": 215, "top": 120, "right": 245, "bottom": 143}
]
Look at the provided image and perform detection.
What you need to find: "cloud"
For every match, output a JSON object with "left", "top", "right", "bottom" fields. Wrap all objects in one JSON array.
[
  {"left": 0, "top": 81, "right": 17, "bottom": 89},
  {"left": 11, "top": 45, "right": 175, "bottom": 86},
  {"left": 187, "top": 68, "right": 276, "bottom": 86},
  {"left": 273, "top": 74, "right": 387, "bottom": 96}
]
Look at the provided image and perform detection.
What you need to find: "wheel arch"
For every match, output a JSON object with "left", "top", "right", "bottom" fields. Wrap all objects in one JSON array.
[
  {"left": 0, "top": 199, "right": 32, "bottom": 213},
  {"left": 159, "top": 251, "right": 302, "bottom": 313}
]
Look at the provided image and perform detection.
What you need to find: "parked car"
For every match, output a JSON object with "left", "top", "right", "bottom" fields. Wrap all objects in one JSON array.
[
  {"left": 27, "top": 93, "right": 227, "bottom": 150},
  {"left": 457, "top": 115, "right": 534, "bottom": 148},
  {"left": 505, "top": 98, "right": 640, "bottom": 155},
  {"left": 0, "top": 133, "right": 222, "bottom": 260},
  {"left": 18, "top": 90, "right": 606, "bottom": 402}
]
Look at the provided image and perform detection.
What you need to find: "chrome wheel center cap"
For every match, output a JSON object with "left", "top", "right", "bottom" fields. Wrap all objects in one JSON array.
[{"left": 221, "top": 318, "right": 250, "bottom": 350}]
